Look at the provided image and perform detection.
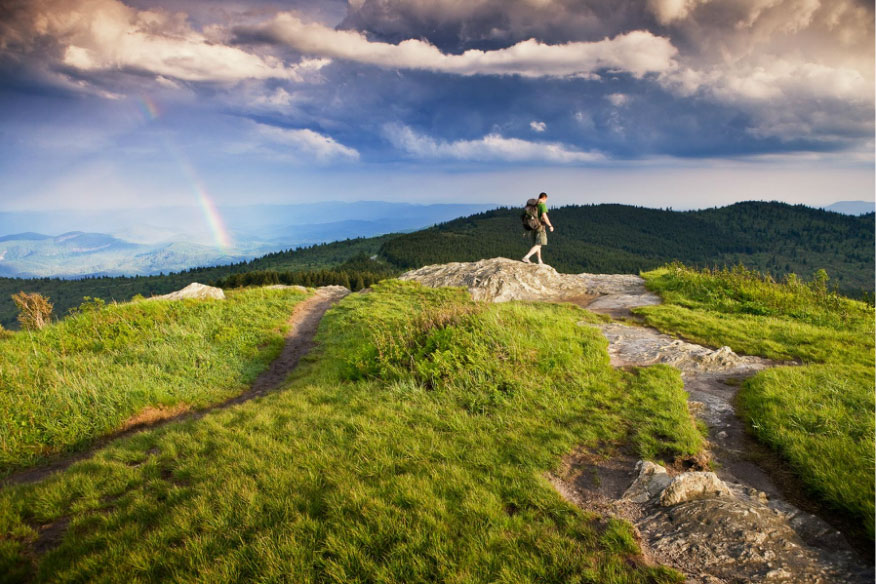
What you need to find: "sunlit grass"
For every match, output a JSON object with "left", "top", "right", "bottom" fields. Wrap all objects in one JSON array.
[
  {"left": 639, "top": 265, "right": 875, "bottom": 537},
  {"left": 0, "top": 280, "right": 697, "bottom": 583},
  {"left": 0, "top": 287, "right": 308, "bottom": 474}
]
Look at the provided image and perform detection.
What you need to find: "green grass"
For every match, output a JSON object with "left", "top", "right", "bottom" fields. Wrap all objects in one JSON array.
[
  {"left": 0, "top": 287, "right": 308, "bottom": 475},
  {"left": 638, "top": 265, "right": 875, "bottom": 537},
  {"left": 0, "top": 280, "right": 700, "bottom": 583}
]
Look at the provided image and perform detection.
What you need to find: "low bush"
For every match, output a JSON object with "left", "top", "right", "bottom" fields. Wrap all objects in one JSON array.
[{"left": 11, "top": 291, "right": 53, "bottom": 330}]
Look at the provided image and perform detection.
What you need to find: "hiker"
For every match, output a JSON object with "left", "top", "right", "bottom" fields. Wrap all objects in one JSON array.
[{"left": 522, "top": 192, "right": 554, "bottom": 265}]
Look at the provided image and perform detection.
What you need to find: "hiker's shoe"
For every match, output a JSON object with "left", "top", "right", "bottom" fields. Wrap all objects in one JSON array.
[{"left": 522, "top": 257, "right": 531, "bottom": 263}]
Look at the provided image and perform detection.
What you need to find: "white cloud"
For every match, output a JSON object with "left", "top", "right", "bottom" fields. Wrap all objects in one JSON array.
[
  {"left": 530, "top": 121, "right": 546, "bottom": 132},
  {"left": 661, "top": 58, "right": 871, "bottom": 104},
  {"left": 647, "top": 0, "right": 710, "bottom": 24},
  {"left": 256, "top": 123, "right": 359, "bottom": 162},
  {"left": 154, "top": 76, "right": 181, "bottom": 89},
  {"left": 253, "top": 13, "right": 678, "bottom": 78},
  {"left": 383, "top": 124, "right": 603, "bottom": 163},
  {"left": 605, "top": 93, "right": 630, "bottom": 107},
  {"left": 254, "top": 87, "right": 294, "bottom": 107},
  {"left": 6, "top": 0, "right": 330, "bottom": 84}
]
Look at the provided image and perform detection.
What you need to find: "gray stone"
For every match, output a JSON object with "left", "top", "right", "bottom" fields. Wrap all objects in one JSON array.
[
  {"left": 154, "top": 283, "right": 225, "bottom": 301},
  {"left": 660, "top": 472, "right": 732, "bottom": 506},
  {"left": 623, "top": 460, "right": 673, "bottom": 503}
]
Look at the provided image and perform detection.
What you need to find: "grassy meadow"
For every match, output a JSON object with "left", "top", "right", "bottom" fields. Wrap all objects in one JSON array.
[
  {"left": 638, "top": 265, "right": 875, "bottom": 538},
  {"left": 0, "top": 280, "right": 702, "bottom": 583},
  {"left": 0, "top": 287, "right": 308, "bottom": 475}
]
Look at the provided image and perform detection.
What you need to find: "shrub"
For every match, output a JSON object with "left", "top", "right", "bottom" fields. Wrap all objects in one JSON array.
[
  {"left": 67, "top": 296, "right": 107, "bottom": 317},
  {"left": 11, "top": 291, "right": 53, "bottom": 330}
]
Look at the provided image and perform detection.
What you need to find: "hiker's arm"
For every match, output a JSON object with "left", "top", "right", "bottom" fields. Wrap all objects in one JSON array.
[{"left": 542, "top": 212, "right": 554, "bottom": 231}]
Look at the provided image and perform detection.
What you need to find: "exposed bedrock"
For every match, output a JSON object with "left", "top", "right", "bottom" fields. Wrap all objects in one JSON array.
[{"left": 400, "top": 257, "right": 660, "bottom": 311}]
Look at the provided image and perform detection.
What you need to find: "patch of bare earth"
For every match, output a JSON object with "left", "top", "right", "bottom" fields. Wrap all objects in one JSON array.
[
  {"left": 32, "top": 517, "right": 71, "bottom": 556},
  {"left": 121, "top": 404, "right": 191, "bottom": 430}
]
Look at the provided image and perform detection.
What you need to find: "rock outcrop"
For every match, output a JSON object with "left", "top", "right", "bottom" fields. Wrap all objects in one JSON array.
[
  {"left": 598, "top": 322, "right": 771, "bottom": 375},
  {"left": 154, "top": 283, "right": 226, "bottom": 301},
  {"left": 555, "top": 457, "right": 869, "bottom": 584},
  {"left": 404, "top": 256, "right": 870, "bottom": 582},
  {"left": 400, "top": 257, "right": 661, "bottom": 310}
]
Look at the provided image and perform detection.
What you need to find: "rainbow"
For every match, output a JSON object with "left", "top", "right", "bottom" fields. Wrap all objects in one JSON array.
[
  {"left": 172, "top": 146, "right": 234, "bottom": 250},
  {"left": 137, "top": 95, "right": 234, "bottom": 250},
  {"left": 137, "top": 95, "right": 160, "bottom": 121}
]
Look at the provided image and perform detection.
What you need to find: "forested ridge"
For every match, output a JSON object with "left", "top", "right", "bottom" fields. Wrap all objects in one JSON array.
[
  {"left": 1, "top": 202, "right": 871, "bottom": 328},
  {"left": 381, "top": 201, "right": 873, "bottom": 293}
]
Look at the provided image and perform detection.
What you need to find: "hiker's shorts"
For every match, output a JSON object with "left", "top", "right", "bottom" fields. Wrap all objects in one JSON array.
[{"left": 530, "top": 228, "right": 547, "bottom": 246}]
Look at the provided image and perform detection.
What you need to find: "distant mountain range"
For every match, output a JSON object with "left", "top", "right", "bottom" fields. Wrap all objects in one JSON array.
[
  {"left": 822, "top": 200, "right": 875, "bottom": 216},
  {"left": 0, "top": 231, "right": 247, "bottom": 278},
  {"left": 0, "top": 202, "right": 495, "bottom": 278}
]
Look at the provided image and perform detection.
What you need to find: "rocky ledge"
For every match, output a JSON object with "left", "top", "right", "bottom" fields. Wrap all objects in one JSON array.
[{"left": 400, "top": 257, "right": 660, "bottom": 313}]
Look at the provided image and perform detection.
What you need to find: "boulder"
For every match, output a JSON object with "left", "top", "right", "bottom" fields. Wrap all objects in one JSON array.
[
  {"left": 660, "top": 471, "right": 732, "bottom": 507},
  {"left": 622, "top": 460, "right": 731, "bottom": 506},
  {"left": 155, "top": 283, "right": 225, "bottom": 301},
  {"left": 622, "top": 460, "right": 674, "bottom": 503}
]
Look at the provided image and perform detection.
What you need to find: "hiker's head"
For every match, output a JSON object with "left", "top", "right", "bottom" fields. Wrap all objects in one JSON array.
[{"left": 538, "top": 192, "right": 548, "bottom": 201}]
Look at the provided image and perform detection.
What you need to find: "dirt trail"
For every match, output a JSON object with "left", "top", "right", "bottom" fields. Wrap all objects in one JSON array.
[
  {"left": 553, "top": 279, "right": 873, "bottom": 584},
  {"left": 1, "top": 286, "right": 349, "bottom": 490}
]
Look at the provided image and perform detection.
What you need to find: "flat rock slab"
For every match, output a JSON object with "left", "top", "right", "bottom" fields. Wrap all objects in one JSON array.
[
  {"left": 598, "top": 322, "right": 771, "bottom": 375},
  {"left": 400, "top": 257, "right": 656, "bottom": 306}
]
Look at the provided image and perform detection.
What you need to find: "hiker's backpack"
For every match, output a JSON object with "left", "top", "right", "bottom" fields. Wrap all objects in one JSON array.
[{"left": 521, "top": 198, "right": 541, "bottom": 231}]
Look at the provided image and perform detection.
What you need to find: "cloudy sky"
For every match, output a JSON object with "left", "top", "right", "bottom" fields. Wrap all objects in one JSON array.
[{"left": 0, "top": 0, "right": 873, "bottom": 211}]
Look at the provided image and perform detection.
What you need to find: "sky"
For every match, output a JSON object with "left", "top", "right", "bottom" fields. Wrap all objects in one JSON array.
[{"left": 0, "top": 0, "right": 873, "bottom": 212}]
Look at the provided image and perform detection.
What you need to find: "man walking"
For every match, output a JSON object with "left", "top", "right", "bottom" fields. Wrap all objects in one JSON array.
[{"left": 522, "top": 192, "right": 553, "bottom": 264}]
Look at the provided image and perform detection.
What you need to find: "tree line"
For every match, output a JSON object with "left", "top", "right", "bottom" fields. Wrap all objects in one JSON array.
[{"left": 1, "top": 202, "right": 871, "bottom": 328}]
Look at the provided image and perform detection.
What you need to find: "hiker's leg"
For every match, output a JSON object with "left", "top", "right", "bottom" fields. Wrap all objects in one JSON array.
[
  {"left": 536, "top": 229, "right": 547, "bottom": 264},
  {"left": 523, "top": 244, "right": 540, "bottom": 261}
]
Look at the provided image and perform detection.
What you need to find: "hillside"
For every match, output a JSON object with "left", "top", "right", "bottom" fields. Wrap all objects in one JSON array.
[
  {"left": 380, "top": 202, "right": 874, "bottom": 295},
  {"left": 0, "top": 262, "right": 871, "bottom": 582},
  {"left": 0, "top": 202, "right": 872, "bottom": 329}
]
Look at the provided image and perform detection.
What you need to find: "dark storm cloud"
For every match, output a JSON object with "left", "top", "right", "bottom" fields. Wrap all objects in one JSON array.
[
  {"left": 0, "top": 0, "right": 871, "bottom": 168},
  {"left": 339, "top": 0, "right": 637, "bottom": 49}
]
